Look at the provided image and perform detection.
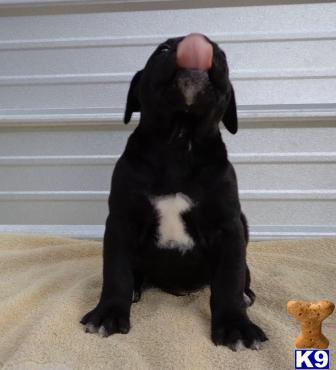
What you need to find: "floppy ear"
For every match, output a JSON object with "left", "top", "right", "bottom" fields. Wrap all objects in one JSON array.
[
  {"left": 123, "top": 70, "right": 143, "bottom": 124},
  {"left": 221, "top": 84, "right": 238, "bottom": 134}
]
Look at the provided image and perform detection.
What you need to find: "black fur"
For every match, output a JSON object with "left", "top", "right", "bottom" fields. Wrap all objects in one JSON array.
[{"left": 81, "top": 35, "right": 267, "bottom": 350}]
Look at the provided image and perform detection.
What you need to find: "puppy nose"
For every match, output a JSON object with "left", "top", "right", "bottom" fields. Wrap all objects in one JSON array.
[{"left": 176, "top": 33, "right": 213, "bottom": 71}]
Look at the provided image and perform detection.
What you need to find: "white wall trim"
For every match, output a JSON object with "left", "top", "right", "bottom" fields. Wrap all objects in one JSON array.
[
  {"left": 1, "top": 104, "right": 336, "bottom": 126},
  {"left": 0, "top": 0, "right": 217, "bottom": 8},
  {"left": 0, "top": 224, "right": 334, "bottom": 240},
  {"left": 0, "top": 0, "right": 202, "bottom": 7},
  {"left": 0, "top": 73, "right": 131, "bottom": 86},
  {"left": 0, "top": 0, "right": 149, "bottom": 5},
  {"left": 1, "top": 69, "right": 336, "bottom": 87},
  {"left": 0, "top": 191, "right": 107, "bottom": 201},
  {"left": 0, "top": 190, "right": 335, "bottom": 201},
  {"left": 251, "top": 225, "right": 336, "bottom": 240},
  {"left": 237, "top": 104, "right": 336, "bottom": 122},
  {"left": 0, "top": 155, "right": 119, "bottom": 165},
  {"left": 230, "top": 152, "right": 336, "bottom": 163},
  {"left": 0, "top": 152, "right": 335, "bottom": 165},
  {"left": 241, "top": 190, "right": 336, "bottom": 200},
  {"left": 0, "top": 108, "right": 123, "bottom": 125},
  {"left": 1, "top": 31, "right": 336, "bottom": 51},
  {"left": 0, "top": 0, "right": 335, "bottom": 9},
  {"left": 0, "top": 224, "right": 105, "bottom": 240}
]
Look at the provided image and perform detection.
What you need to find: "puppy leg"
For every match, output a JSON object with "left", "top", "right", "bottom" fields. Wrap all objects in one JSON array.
[
  {"left": 81, "top": 215, "right": 135, "bottom": 337},
  {"left": 209, "top": 227, "right": 267, "bottom": 350},
  {"left": 240, "top": 214, "right": 255, "bottom": 307}
]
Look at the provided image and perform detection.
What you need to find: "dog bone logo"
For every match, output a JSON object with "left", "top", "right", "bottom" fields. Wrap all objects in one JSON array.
[{"left": 287, "top": 300, "right": 335, "bottom": 349}]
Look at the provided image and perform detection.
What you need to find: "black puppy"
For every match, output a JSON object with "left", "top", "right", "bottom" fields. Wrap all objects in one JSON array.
[{"left": 81, "top": 34, "right": 267, "bottom": 351}]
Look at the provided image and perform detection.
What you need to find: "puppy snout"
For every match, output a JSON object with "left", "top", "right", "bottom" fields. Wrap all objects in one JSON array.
[{"left": 176, "top": 33, "right": 213, "bottom": 71}]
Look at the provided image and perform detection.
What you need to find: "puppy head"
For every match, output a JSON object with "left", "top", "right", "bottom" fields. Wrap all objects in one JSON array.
[{"left": 124, "top": 34, "right": 237, "bottom": 134}]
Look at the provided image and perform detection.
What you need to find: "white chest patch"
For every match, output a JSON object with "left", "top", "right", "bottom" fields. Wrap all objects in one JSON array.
[{"left": 150, "top": 193, "right": 194, "bottom": 253}]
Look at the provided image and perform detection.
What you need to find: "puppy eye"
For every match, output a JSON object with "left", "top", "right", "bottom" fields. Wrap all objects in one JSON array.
[{"left": 158, "top": 44, "right": 170, "bottom": 54}]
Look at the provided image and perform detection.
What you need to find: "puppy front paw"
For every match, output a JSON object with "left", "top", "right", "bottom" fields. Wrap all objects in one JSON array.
[
  {"left": 211, "top": 319, "right": 268, "bottom": 351},
  {"left": 80, "top": 305, "right": 130, "bottom": 337}
]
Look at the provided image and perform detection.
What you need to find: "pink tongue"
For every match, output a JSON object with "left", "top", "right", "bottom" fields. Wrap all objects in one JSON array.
[{"left": 176, "top": 33, "right": 213, "bottom": 71}]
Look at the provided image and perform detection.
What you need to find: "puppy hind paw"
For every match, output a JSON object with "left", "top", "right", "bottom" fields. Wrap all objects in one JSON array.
[
  {"left": 243, "top": 293, "right": 252, "bottom": 307},
  {"left": 244, "top": 288, "right": 256, "bottom": 307},
  {"left": 132, "top": 290, "right": 142, "bottom": 303}
]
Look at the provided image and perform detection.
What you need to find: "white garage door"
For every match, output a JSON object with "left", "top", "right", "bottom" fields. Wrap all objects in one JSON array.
[{"left": 0, "top": 0, "right": 335, "bottom": 240}]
